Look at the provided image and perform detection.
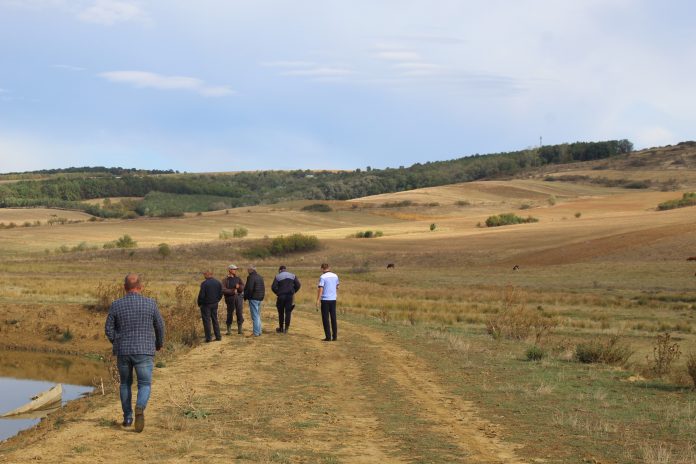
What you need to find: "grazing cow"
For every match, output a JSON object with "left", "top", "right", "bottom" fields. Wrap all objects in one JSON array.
[
  {"left": 687, "top": 256, "right": 696, "bottom": 261},
  {"left": 512, "top": 265, "right": 520, "bottom": 271},
  {"left": 386, "top": 263, "right": 395, "bottom": 269}
]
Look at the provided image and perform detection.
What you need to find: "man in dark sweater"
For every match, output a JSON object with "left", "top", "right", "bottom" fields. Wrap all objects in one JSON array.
[
  {"left": 197, "top": 270, "right": 223, "bottom": 342},
  {"left": 243, "top": 265, "right": 265, "bottom": 337},
  {"left": 271, "top": 265, "right": 301, "bottom": 333}
]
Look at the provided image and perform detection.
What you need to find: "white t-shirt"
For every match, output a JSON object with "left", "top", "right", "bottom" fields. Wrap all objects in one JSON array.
[{"left": 318, "top": 271, "right": 339, "bottom": 300}]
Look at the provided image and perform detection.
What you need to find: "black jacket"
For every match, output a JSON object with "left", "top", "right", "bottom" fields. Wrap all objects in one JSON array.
[
  {"left": 197, "top": 277, "right": 223, "bottom": 306},
  {"left": 244, "top": 271, "right": 265, "bottom": 301},
  {"left": 271, "top": 271, "right": 301, "bottom": 296},
  {"left": 222, "top": 275, "right": 244, "bottom": 304}
]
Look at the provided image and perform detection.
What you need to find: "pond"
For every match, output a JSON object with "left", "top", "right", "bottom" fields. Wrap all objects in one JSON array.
[{"left": 0, "top": 350, "right": 107, "bottom": 442}]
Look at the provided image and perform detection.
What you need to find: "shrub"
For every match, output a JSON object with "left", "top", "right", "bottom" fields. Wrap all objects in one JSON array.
[
  {"left": 519, "top": 203, "right": 531, "bottom": 210},
  {"left": 687, "top": 353, "right": 696, "bottom": 389},
  {"left": 575, "top": 336, "right": 632, "bottom": 365},
  {"left": 219, "top": 230, "right": 233, "bottom": 240},
  {"left": 158, "top": 243, "right": 171, "bottom": 259},
  {"left": 657, "top": 192, "right": 696, "bottom": 211},
  {"left": 548, "top": 195, "right": 557, "bottom": 206},
  {"left": 92, "top": 282, "right": 124, "bottom": 312},
  {"left": 381, "top": 200, "right": 414, "bottom": 208},
  {"left": 648, "top": 332, "right": 681, "bottom": 376},
  {"left": 526, "top": 345, "right": 545, "bottom": 361},
  {"left": 430, "top": 223, "right": 437, "bottom": 231},
  {"left": 485, "top": 213, "right": 539, "bottom": 227},
  {"left": 161, "top": 284, "right": 199, "bottom": 347},
  {"left": 485, "top": 286, "right": 556, "bottom": 343},
  {"left": 104, "top": 234, "right": 137, "bottom": 249},
  {"left": 242, "top": 234, "right": 319, "bottom": 259},
  {"left": 455, "top": 200, "right": 471, "bottom": 206},
  {"left": 302, "top": 203, "right": 333, "bottom": 212},
  {"left": 574, "top": 212, "right": 582, "bottom": 218},
  {"left": 59, "top": 328, "right": 73, "bottom": 343},
  {"left": 233, "top": 226, "right": 248, "bottom": 238}
]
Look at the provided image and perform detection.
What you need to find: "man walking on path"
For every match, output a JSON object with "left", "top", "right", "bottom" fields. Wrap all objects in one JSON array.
[
  {"left": 105, "top": 273, "right": 165, "bottom": 432},
  {"left": 271, "top": 265, "right": 301, "bottom": 333},
  {"left": 315, "top": 263, "right": 339, "bottom": 341},
  {"left": 197, "top": 270, "right": 223, "bottom": 342},
  {"left": 244, "top": 265, "right": 265, "bottom": 337},
  {"left": 222, "top": 264, "right": 245, "bottom": 335}
]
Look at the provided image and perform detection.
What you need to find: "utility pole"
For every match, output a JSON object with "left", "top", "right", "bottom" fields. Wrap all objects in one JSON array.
[{"left": 539, "top": 136, "right": 543, "bottom": 147}]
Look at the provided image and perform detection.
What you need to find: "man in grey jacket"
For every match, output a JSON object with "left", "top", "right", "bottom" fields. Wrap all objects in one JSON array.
[
  {"left": 105, "top": 273, "right": 165, "bottom": 432},
  {"left": 271, "top": 265, "right": 301, "bottom": 333}
]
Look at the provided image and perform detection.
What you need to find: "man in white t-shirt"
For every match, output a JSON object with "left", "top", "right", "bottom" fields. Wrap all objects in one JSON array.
[{"left": 315, "top": 263, "right": 339, "bottom": 341}]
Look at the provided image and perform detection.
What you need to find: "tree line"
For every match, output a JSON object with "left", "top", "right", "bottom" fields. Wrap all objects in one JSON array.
[{"left": 0, "top": 140, "right": 633, "bottom": 217}]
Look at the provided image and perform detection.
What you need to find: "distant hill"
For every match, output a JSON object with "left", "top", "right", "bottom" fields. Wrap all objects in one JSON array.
[{"left": 7, "top": 138, "right": 692, "bottom": 219}]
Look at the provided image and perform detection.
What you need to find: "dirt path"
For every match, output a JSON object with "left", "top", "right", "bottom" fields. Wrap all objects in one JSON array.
[{"left": 1, "top": 310, "right": 526, "bottom": 463}]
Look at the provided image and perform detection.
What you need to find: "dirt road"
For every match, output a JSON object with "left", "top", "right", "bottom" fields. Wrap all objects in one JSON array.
[{"left": 1, "top": 310, "right": 525, "bottom": 463}]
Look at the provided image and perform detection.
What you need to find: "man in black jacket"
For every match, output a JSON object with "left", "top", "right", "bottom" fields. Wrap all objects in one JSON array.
[
  {"left": 243, "top": 265, "right": 265, "bottom": 337},
  {"left": 197, "top": 270, "right": 223, "bottom": 342},
  {"left": 271, "top": 265, "right": 301, "bottom": 333}
]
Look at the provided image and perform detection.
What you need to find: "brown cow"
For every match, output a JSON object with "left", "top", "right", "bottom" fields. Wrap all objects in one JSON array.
[
  {"left": 387, "top": 263, "right": 395, "bottom": 269},
  {"left": 687, "top": 256, "right": 696, "bottom": 261}
]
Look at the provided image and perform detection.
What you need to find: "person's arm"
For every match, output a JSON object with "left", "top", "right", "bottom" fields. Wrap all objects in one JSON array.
[
  {"left": 315, "top": 285, "right": 323, "bottom": 310},
  {"left": 271, "top": 277, "right": 279, "bottom": 295},
  {"left": 294, "top": 276, "right": 301, "bottom": 293},
  {"left": 153, "top": 304, "right": 165, "bottom": 351},
  {"left": 216, "top": 280, "right": 223, "bottom": 302},
  {"left": 222, "top": 277, "right": 234, "bottom": 296},
  {"left": 197, "top": 282, "right": 205, "bottom": 306},
  {"left": 105, "top": 308, "right": 116, "bottom": 344}
]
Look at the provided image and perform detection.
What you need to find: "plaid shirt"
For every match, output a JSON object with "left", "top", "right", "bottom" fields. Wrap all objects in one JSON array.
[{"left": 105, "top": 292, "right": 165, "bottom": 356}]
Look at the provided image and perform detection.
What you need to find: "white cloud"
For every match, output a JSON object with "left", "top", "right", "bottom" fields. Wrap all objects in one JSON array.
[
  {"left": 281, "top": 67, "right": 353, "bottom": 77},
  {"left": 77, "top": 0, "right": 146, "bottom": 26},
  {"left": 98, "top": 71, "right": 235, "bottom": 97}
]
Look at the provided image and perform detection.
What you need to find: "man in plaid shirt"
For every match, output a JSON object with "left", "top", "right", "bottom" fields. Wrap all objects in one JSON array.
[{"left": 105, "top": 273, "right": 165, "bottom": 432}]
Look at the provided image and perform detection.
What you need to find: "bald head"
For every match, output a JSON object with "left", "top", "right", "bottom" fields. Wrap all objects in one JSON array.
[{"left": 124, "top": 273, "right": 142, "bottom": 292}]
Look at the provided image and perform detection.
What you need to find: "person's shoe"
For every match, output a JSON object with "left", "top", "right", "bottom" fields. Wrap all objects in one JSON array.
[
  {"left": 332, "top": 337, "right": 337, "bottom": 341},
  {"left": 226, "top": 325, "right": 232, "bottom": 335},
  {"left": 275, "top": 327, "right": 283, "bottom": 333},
  {"left": 237, "top": 326, "right": 243, "bottom": 335},
  {"left": 205, "top": 339, "right": 212, "bottom": 343},
  {"left": 215, "top": 337, "right": 222, "bottom": 341},
  {"left": 122, "top": 418, "right": 133, "bottom": 427},
  {"left": 134, "top": 407, "right": 145, "bottom": 433},
  {"left": 322, "top": 338, "right": 331, "bottom": 342}
]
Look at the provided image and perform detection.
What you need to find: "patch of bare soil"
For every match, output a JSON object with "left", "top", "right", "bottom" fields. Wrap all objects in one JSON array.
[{"left": 0, "top": 309, "right": 526, "bottom": 463}]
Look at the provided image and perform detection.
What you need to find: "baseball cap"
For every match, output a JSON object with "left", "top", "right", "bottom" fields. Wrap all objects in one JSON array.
[{"left": 228, "top": 264, "right": 239, "bottom": 270}]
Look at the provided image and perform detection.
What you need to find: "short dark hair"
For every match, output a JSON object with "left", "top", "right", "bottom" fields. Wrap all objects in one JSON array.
[
  {"left": 320, "top": 263, "right": 330, "bottom": 271},
  {"left": 278, "top": 265, "right": 286, "bottom": 271},
  {"left": 124, "top": 273, "right": 142, "bottom": 291}
]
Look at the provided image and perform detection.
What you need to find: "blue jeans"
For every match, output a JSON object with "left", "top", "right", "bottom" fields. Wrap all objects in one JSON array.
[
  {"left": 117, "top": 354, "right": 154, "bottom": 421},
  {"left": 248, "top": 299, "right": 262, "bottom": 336}
]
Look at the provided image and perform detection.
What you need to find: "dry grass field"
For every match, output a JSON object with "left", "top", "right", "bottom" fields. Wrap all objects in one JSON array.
[{"left": 1, "top": 164, "right": 696, "bottom": 463}]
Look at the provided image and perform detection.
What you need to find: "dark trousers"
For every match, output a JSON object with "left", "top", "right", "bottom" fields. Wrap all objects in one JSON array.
[
  {"left": 320, "top": 300, "right": 337, "bottom": 340},
  {"left": 276, "top": 294, "right": 294, "bottom": 329},
  {"left": 200, "top": 303, "right": 221, "bottom": 341},
  {"left": 225, "top": 295, "right": 244, "bottom": 327}
]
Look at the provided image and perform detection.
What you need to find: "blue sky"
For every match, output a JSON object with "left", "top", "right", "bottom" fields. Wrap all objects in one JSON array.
[{"left": 1, "top": 0, "right": 694, "bottom": 173}]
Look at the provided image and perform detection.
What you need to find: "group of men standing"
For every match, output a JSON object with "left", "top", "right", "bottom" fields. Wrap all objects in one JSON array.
[
  {"left": 105, "top": 263, "right": 340, "bottom": 432},
  {"left": 196, "top": 263, "right": 338, "bottom": 342}
]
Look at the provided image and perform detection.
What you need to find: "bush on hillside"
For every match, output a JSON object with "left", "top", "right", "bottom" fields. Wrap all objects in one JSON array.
[
  {"left": 485, "top": 213, "right": 539, "bottom": 227},
  {"left": 242, "top": 234, "right": 320, "bottom": 259},
  {"left": 302, "top": 203, "right": 333, "bottom": 212},
  {"left": 657, "top": 192, "right": 696, "bottom": 211},
  {"left": 575, "top": 336, "right": 632, "bottom": 365},
  {"left": 354, "top": 230, "right": 383, "bottom": 238}
]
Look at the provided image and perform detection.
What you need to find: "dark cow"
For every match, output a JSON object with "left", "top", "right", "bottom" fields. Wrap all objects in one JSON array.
[
  {"left": 387, "top": 263, "right": 395, "bottom": 269},
  {"left": 512, "top": 265, "right": 520, "bottom": 271},
  {"left": 687, "top": 257, "right": 696, "bottom": 261}
]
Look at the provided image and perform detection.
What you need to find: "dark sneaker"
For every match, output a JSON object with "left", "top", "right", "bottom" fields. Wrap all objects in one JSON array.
[
  {"left": 322, "top": 338, "right": 331, "bottom": 342},
  {"left": 122, "top": 418, "right": 133, "bottom": 427},
  {"left": 275, "top": 327, "right": 283, "bottom": 333},
  {"left": 134, "top": 407, "right": 144, "bottom": 433}
]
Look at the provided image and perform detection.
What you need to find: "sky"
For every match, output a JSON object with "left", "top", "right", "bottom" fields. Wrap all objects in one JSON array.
[{"left": 1, "top": 0, "right": 695, "bottom": 173}]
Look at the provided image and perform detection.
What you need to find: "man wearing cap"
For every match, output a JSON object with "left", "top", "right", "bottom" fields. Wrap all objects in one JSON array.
[
  {"left": 271, "top": 265, "right": 301, "bottom": 334},
  {"left": 222, "top": 264, "right": 245, "bottom": 335},
  {"left": 243, "top": 265, "right": 265, "bottom": 337},
  {"left": 197, "top": 269, "right": 223, "bottom": 342}
]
